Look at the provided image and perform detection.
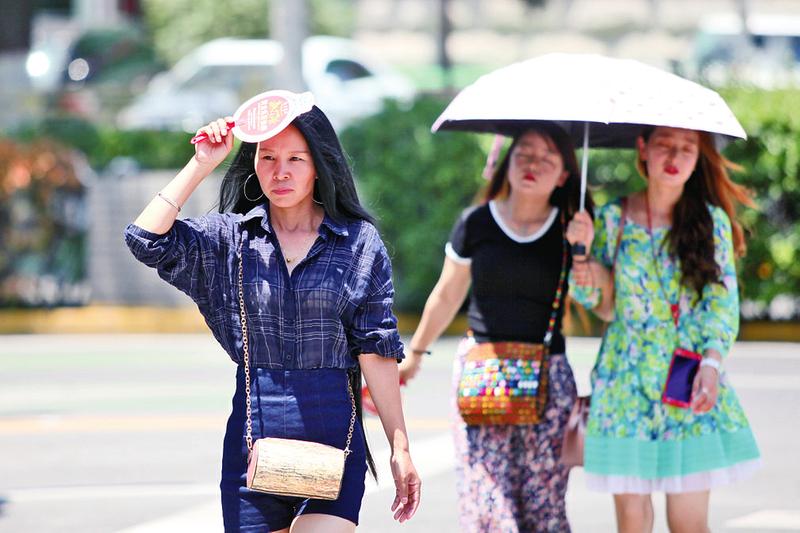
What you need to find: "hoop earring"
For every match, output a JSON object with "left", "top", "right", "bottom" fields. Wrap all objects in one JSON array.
[
  {"left": 313, "top": 181, "right": 324, "bottom": 205},
  {"left": 312, "top": 177, "right": 334, "bottom": 206},
  {"left": 243, "top": 173, "right": 264, "bottom": 202}
]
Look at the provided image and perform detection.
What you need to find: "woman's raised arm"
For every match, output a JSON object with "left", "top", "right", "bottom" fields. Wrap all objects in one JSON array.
[{"left": 133, "top": 117, "right": 234, "bottom": 234}]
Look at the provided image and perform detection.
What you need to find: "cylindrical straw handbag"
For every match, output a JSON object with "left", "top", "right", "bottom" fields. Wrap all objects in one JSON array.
[{"left": 237, "top": 236, "right": 356, "bottom": 500}]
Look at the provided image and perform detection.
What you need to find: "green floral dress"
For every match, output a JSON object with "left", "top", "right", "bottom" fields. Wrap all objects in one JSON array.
[{"left": 570, "top": 198, "right": 760, "bottom": 493}]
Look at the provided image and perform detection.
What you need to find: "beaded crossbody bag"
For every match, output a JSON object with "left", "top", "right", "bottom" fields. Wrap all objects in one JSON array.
[{"left": 457, "top": 213, "right": 568, "bottom": 425}]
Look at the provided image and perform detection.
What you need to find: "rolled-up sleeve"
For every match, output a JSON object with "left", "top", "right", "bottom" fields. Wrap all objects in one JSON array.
[
  {"left": 123, "top": 215, "right": 229, "bottom": 306},
  {"left": 347, "top": 237, "right": 404, "bottom": 362},
  {"left": 444, "top": 207, "right": 473, "bottom": 265}
]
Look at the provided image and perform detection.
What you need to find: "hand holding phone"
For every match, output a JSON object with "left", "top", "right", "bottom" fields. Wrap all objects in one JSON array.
[
  {"left": 662, "top": 348, "right": 702, "bottom": 408},
  {"left": 690, "top": 363, "right": 720, "bottom": 414}
]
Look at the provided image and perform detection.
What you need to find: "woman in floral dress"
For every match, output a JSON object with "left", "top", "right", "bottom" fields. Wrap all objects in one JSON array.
[{"left": 567, "top": 125, "right": 760, "bottom": 533}]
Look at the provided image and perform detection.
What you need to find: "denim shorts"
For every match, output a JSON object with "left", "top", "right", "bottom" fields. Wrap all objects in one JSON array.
[{"left": 220, "top": 367, "right": 368, "bottom": 532}]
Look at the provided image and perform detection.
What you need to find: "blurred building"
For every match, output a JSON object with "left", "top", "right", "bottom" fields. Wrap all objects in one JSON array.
[
  {"left": 0, "top": 0, "right": 143, "bottom": 131},
  {"left": 3, "top": 0, "right": 800, "bottom": 310}
]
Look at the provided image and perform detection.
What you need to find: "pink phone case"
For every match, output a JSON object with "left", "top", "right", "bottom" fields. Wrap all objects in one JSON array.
[{"left": 662, "top": 347, "right": 702, "bottom": 408}]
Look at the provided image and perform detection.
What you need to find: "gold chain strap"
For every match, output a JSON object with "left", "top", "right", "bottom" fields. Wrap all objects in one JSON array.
[{"left": 237, "top": 234, "right": 356, "bottom": 455}]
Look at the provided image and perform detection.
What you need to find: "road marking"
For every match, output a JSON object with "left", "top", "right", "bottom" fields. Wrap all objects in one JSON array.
[
  {"left": 365, "top": 433, "right": 455, "bottom": 495},
  {"left": 726, "top": 509, "right": 800, "bottom": 529},
  {"left": 2, "top": 432, "right": 454, "bottom": 533},
  {"left": 726, "top": 375, "right": 800, "bottom": 390},
  {"left": 0, "top": 414, "right": 225, "bottom": 433},
  {"left": 0, "top": 414, "right": 450, "bottom": 434},
  {"left": 109, "top": 433, "right": 455, "bottom": 532},
  {"left": 4, "top": 483, "right": 219, "bottom": 502},
  {"left": 116, "top": 502, "right": 221, "bottom": 533}
]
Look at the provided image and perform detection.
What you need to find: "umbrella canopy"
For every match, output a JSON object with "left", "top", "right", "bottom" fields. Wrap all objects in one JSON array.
[{"left": 431, "top": 53, "right": 746, "bottom": 148}]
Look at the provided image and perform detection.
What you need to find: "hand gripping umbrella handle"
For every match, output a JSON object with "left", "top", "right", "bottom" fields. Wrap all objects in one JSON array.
[
  {"left": 190, "top": 120, "right": 237, "bottom": 144},
  {"left": 571, "top": 122, "right": 590, "bottom": 259}
]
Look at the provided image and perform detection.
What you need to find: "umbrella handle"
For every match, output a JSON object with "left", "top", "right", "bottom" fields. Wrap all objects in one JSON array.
[
  {"left": 571, "top": 243, "right": 586, "bottom": 256},
  {"left": 579, "top": 122, "right": 589, "bottom": 213},
  {"left": 573, "top": 122, "right": 589, "bottom": 258}
]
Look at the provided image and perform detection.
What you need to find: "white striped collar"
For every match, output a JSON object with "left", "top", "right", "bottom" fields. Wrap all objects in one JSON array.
[{"left": 488, "top": 201, "right": 559, "bottom": 243}]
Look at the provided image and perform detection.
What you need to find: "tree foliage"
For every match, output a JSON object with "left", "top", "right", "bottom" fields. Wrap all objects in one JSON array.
[
  {"left": 143, "top": 0, "right": 269, "bottom": 64},
  {"left": 143, "top": 0, "right": 355, "bottom": 65},
  {"left": 342, "top": 89, "right": 800, "bottom": 316},
  {"left": 721, "top": 88, "right": 800, "bottom": 311},
  {"left": 341, "top": 96, "right": 486, "bottom": 311}
]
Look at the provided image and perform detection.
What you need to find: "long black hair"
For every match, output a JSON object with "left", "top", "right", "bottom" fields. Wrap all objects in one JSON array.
[
  {"left": 218, "top": 105, "right": 374, "bottom": 226},
  {"left": 484, "top": 122, "right": 593, "bottom": 222},
  {"left": 218, "top": 105, "right": 377, "bottom": 479}
]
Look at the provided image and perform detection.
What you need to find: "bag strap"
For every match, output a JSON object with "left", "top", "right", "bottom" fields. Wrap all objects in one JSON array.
[
  {"left": 237, "top": 232, "right": 357, "bottom": 456},
  {"left": 644, "top": 194, "right": 681, "bottom": 327},
  {"left": 611, "top": 197, "right": 627, "bottom": 274},
  {"left": 543, "top": 211, "right": 569, "bottom": 350}
]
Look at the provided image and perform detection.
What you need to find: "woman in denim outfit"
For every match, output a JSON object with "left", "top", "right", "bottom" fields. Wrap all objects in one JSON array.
[{"left": 124, "top": 100, "right": 421, "bottom": 532}]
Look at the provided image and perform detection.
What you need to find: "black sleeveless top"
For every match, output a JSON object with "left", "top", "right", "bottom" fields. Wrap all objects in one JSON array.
[{"left": 446, "top": 202, "right": 570, "bottom": 353}]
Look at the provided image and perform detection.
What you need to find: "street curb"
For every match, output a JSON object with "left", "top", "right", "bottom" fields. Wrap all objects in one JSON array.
[
  {"left": 0, "top": 307, "right": 470, "bottom": 336},
  {"left": 0, "top": 307, "right": 797, "bottom": 341}
]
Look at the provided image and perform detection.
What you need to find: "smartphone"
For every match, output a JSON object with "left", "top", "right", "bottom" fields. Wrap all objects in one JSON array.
[{"left": 662, "top": 348, "right": 702, "bottom": 408}]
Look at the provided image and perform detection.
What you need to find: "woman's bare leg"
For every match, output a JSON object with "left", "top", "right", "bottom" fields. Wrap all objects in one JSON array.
[
  {"left": 666, "top": 490, "right": 710, "bottom": 533},
  {"left": 614, "top": 493, "right": 654, "bottom": 533},
  {"left": 290, "top": 513, "right": 356, "bottom": 533}
]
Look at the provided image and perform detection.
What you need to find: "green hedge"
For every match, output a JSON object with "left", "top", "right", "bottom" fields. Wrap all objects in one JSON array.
[
  {"left": 343, "top": 90, "right": 800, "bottom": 316},
  {"left": 721, "top": 89, "right": 800, "bottom": 311},
  {"left": 341, "top": 97, "right": 486, "bottom": 311},
  {"left": 8, "top": 89, "right": 800, "bottom": 317},
  {"left": 12, "top": 117, "right": 194, "bottom": 170}
]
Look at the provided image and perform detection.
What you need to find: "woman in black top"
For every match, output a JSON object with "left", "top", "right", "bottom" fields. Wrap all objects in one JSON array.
[{"left": 399, "top": 122, "right": 591, "bottom": 532}]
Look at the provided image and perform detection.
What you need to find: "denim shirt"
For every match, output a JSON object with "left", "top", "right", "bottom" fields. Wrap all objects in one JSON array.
[{"left": 124, "top": 203, "right": 404, "bottom": 369}]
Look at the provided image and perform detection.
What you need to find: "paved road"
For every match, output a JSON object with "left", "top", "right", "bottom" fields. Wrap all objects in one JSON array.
[{"left": 1, "top": 334, "right": 798, "bottom": 532}]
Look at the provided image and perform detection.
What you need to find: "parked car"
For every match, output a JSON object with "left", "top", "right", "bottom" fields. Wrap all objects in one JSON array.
[
  {"left": 116, "top": 36, "right": 416, "bottom": 133},
  {"left": 26, "top": 20, "right": 163, "bottom": 120},
  {"left": 684, "top": 12, "right": 800, "bottom": 87}
]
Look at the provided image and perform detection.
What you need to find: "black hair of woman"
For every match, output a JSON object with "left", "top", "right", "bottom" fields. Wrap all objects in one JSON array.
[
  {"left": 217, "top": 105, "right": 374, "bottom": 226},
  {"left": 484, "top": 121, "right": 594, "bottom": 220}
]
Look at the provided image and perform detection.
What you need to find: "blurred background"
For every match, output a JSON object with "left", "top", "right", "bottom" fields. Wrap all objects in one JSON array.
[
  {"left": 1, "top": 0, "right": 800, "bottom": 532},
  {"left": 1, "top": 0, "right": 799, "bottom": 330}
]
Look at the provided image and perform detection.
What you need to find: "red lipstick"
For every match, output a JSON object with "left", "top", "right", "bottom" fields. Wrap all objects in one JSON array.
[{"left": 665, "top": 165, "right": 679, "bottom": 175}]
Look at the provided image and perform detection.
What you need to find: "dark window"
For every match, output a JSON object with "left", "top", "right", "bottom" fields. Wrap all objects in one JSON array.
[{"left": 325, "top": 59, "right": 371, "bottom": 81}]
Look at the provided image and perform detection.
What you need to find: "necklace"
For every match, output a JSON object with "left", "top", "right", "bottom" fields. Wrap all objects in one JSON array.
[{"left": 281, "top": 232, "right": 318, "bottom": 265}]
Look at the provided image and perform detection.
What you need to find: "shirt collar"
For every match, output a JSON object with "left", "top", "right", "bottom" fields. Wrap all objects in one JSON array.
[
  {"left": 320, "top": 213, "right": 349, "bottom": 237},
  {"left": 239, "top": 203, "right": 271, "bottom": 233},
  {"left": 237, "top": 202, "right": 349, "bottom": 237}
]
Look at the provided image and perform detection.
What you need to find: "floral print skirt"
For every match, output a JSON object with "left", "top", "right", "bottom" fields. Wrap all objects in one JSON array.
[
  {"left": 585, "top": 325, "right": 761, "bottom": 493},
  {"left": 451, "top": 337, "right": 577, "bottom": 533}
]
